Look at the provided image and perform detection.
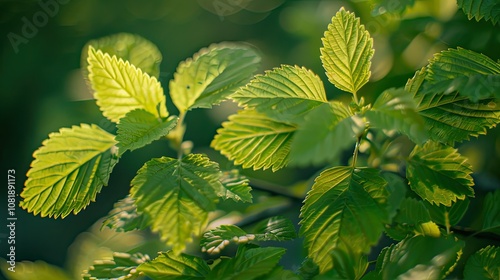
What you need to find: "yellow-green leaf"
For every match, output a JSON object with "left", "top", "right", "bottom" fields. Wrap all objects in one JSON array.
[
  {"left": 130, "top": 154, "right": 222, "bottom": 252},
  {"left": 321, "top": 8, "right": 374, "bottom": 95},
  {"left": 82, "top": 33, "right": 162, "bottom": 78},
  {"left": 21, "top": 124, "right": 118, "bottom": 218},
  {"left": 170, "top": 42, "right": 260, "bottom": 112},
  {"left": 406, "top": 68, "right": 500, "bottom": 144},
  {"left": 87, "top": 46, "right": 168, "bottom": 123},
  {"left": 300, "top": 167, "right": 389, "bottom": 272},
  {"left": 116, "top": 109, "right": 178, "bottom": 155},
  {"left": 231, "top": 64, "right": 327, "bottom": 123},
  {"left": 211, "top": 110, "right": 296, "bottom": 171},
  {"left": 137, "top": 251, "right": 210, "bottom": 279},
  {"left": 406, "top": 141, "right": 474, "bottom": 206}
]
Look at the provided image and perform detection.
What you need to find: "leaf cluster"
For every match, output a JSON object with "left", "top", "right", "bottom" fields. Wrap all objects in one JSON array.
[{"left": 12, "top": 3, "right": 500, "bottom": 280}]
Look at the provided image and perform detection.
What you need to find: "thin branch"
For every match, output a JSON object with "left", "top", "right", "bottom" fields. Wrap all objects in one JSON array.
[{"left": 246, "top": 177, "right": 305, "bottom": 202}]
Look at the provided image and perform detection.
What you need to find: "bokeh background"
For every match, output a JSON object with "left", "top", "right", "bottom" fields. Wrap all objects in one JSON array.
[{"left": 1, "top": 0, "right": 499, "bottom": 278}]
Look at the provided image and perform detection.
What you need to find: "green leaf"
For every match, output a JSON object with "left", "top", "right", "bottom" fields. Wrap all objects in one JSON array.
[
  {"left": 260, "top": 266, "right": 299, "bottom": 280},
  {"left": 328, "top": 247, "right": 368, "bottom": 280},
  {"left": 321, "top": 7, "right": 374, "bottom": 94},
  {"left": 252, "top": 215, "right": 297, "bottom": 241},
  {"left": 207, "top": 244, "right": 286, "bottom": 280},
  {"left": 385, "top": 198, "right": 441, "bottom": 241},
  {"left": 289, "top": 102, "right": 362, "bottom": 166},
  {"left": 130, "top": 154, "right": 222, "bottom": 252},
  {"left": 218, "top": 170, "right": 252, "bottom": 203},
  {"left": 298, "top": 258, "right": 320, "bottom": 280},
  {"left": 300, "top": 167, "right": 389, "bottom": 272},
  {"left": 101, "top": 195, "right": 149, "bottom": 232},
  {"left": 406, "top": 68, "right": 500, "bottom": 144},
  {"left": 87, "top": 46, "right": 168, "bottom": 123},
  {"left": 372, "top": 235, "right": 464, "bottom": 280},
  {"left": 464, "top": 245, "right": 500, "bottom": 280},
  {"left": 116, "top": 109, "right": 178, "bottom": 155},
  {"left": 480, "top": 190, "right": 500, "bottom": 234},
  {"left": 211, "top": 110, "right": 296, "bottom": 171},
  {"left": 137, "top": 251, "right": 210, "bottom": 280},
  {"left": 82, "top": 252, "right": 148, "bottom": 280},
  {"left": 406, "top": 141, "right": 474, "bottom": 206},
  {"left": 365, "top": 88, "right": 427, "bottom": 144},
  {"left": 382, "top": 172, "right": 408, "bottom": 220},
  {"left": 169, "top": 42, "right": 260, "bottom": 112},
  {"left": 201, "top": 225, "right": 250, "bottom": 254},
  {"left": 201, "top": 216, "right": 296, "bottom": 254},
  {"left": 424, "top": 198, "right": 470, "bottom": 229},
  {"left": 424, "top": 48, "right": 500, "bottom": 101},
  {"left": 21, "top": 124, "right": 118, "bottom": 218},
  {"left": 231, "top": 65, "right": 327, "bottom": 123},
  {"left": 457, "top": 0, "right": 500, "bottom": 25},
  {"left": 82, "top": 33, "right": 162, "bottom": 78},
  {"left": 1, "top": 260, "right": 71, "bottom": 280}
]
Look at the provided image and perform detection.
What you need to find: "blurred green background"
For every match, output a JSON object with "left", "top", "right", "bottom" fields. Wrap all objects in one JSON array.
[{"left": 1, "top": 0, "right": 499, "bottom": 278}]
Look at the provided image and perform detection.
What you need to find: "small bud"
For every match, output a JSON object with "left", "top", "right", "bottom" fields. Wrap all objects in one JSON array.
[{"left": 238, "top": 236, "right": 249, "bottom": 243}]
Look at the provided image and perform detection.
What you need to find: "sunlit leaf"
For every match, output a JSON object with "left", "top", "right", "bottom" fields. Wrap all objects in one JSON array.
[
  {"left": 464, "top": 245, "right": 500, "bottom": 280},
  {"left": 21, "top": 124, "right": 118, "bottom": 218},
  {"left": 372, "top": 235, "right": 464, "bottom": 280},
  {"left": 170, "top": 43, "right": 260, "bottom": 112},
  {"left": 87, "top": 46, "right": 168, "bottom": 123},
  {"left": 289, "top": 102, "right": 362, "bottom": 166},
  {"left": 300, "top": 167, "right": 389, "bottom": 272},
  {"left": 130, "top": 154, "right": 222, "bottom": 252},
  {"left": 211, "top": 110, "right": 295, "bottom": 171},
  {"left": 231, "top": 65, "right": 327, "bottom": 123},
  {"left": 82, "top": 252, "right": 149, "bottom": 280},
  {"left": 407, "top": 141, "right": 474, "bottom": 206},
  {"left": 116, "top": 109, "right": 178, "bottom": 155},
  {"left": 137, "top": 251, "right": 210, "bottom": 279},
  {"left": 480, "top": 190, "right": 500, "bottom": 235},
  {"left": 207, "top": 244, "right": 286, "bottom": 280},
  {"left": 201, "top": 216, "right": 296, "bottom": 254},
  {"left": 0, "top": 260, "right": 71, "bottom": 280},
  {"left": 101, "top": 195, "right": 149, "bottom": 232},
  {"left": 406, "top": 68, "right": 500, "bottom": 144},
  {"left": 218, "top": 170, "right": 252, "bottom": 203},
  {"left": 424, "top": 48, "right": 500, "bottom": 101},
  {"left": 321, "top": 7, "right": 374, "bottom": 94},
  {"left": 457, "top": 0, "right": 500, "bottom": 25},
  {"left": 82, "top": 33, "right": 162, "bottom": 78},
  {"left": 365, "top": 88, "right": 427, "bottom": 144}
]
